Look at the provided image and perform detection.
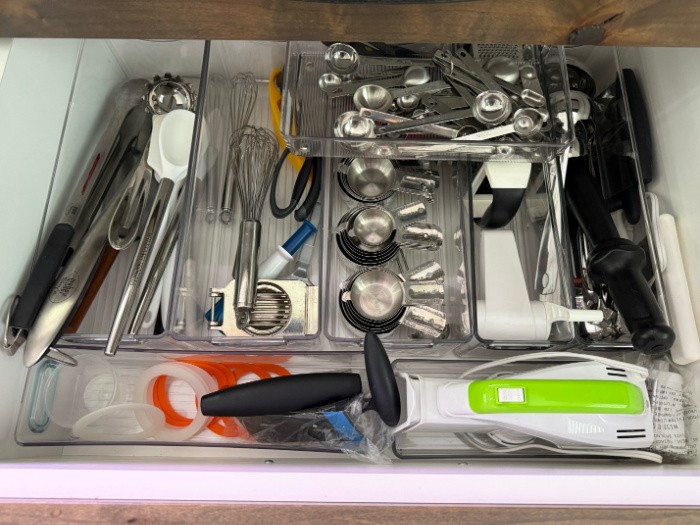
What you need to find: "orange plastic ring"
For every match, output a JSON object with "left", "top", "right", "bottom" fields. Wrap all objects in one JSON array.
[{"left": 150, "top": 360, "right": 289, "bottom": 439}]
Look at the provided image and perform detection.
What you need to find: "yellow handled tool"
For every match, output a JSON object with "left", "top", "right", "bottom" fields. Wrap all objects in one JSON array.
[{"left": 269, "top": 67, "right": 305, "bottom": 173}]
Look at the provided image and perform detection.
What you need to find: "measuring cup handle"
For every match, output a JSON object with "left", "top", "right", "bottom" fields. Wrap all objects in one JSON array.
[
  {"left": 403, "top": 280, "right": 445, "bottom": 303},
  {"left": 396, "top": 223, "right": 444, "bottom": 250},
  {"left": 393, "top": 202, "right": 427, "bottom": 222},
  {"left": 400, "top": 305, "right": 446, "bottom": 339}
]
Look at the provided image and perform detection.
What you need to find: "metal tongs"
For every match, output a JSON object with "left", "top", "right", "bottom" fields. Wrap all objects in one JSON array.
[{"left": 108, "top": 142, "right": 154, "bottom": 251}]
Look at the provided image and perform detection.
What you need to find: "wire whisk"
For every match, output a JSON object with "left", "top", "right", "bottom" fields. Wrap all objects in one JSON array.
[
  {"left": 231, "top": 127, "right": 278, "bottom": 327},
  {"left": 221, "top": 72, "right": 258, "bottom": 224}
]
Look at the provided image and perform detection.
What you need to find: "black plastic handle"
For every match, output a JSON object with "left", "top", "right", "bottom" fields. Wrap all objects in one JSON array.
[
  {"left": 294, "top": 157, "right": 321, "bottom": 222},
  {"left": 270, "top": 148, "right": 314, "bottom": 220},
  {"left": 10, "top": 223, "right": 74, "bottom": 331},
  {"left": 587, "top": 239, "right": 675, "bottom": 354},
  {"left": 565, "top": 155, "right": 674, "bottom": 355},
  {"left": 478, "top": 187, "right": 526, "bottom": 229},
  {"left": 364, "top": 332, "right": 401, "bottom": 427},
  {"left": 200, "top": 373, "right": 362, "bottom": 417}
]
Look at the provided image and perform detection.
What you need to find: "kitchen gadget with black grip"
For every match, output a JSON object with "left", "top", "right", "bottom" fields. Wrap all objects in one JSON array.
[{"left": 565, "top": 155, "right": 675, "bottom": 355}]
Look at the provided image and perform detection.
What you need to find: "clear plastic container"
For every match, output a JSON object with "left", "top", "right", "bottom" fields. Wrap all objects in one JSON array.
[
  {"left": 461, "top": 158, "right": 578, "bottom": 351},
  {"left": 324, "top": 158, "right": 472, "bottom": 352},
  {"left": 280, "top": 42, "right": 574, "bottom": 161}
]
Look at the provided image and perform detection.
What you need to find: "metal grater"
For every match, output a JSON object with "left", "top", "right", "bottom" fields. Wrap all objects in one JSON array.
[{"left": 472, "top": 44, "right": 524, "bottom": 62}]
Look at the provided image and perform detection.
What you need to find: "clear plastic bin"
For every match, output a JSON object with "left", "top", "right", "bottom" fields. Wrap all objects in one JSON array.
[{"left": 280, "top": 42, "right": 574, "bottom": 161}]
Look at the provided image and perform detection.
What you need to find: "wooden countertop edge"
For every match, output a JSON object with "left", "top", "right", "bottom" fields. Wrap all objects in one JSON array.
[
  {"left": 1, "top": 502, "right": 700, "bottom": 524},
  {"left": 1, "top": 0, "right": 700, "bottom": 47}
]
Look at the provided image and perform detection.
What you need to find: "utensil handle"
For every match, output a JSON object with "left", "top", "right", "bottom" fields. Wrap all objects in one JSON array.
[
  {"left": 129, "top": 213, "right": 180, "bottom": 334},
  {"left": 403, "top": 280, "right": 445, "bottom": 302},
  {"left": 396, "top": 223, "right": 444, "bottom": 250},
  {"left": 22, "top": 184, "right": 126, "bottom": 367},
  {"left": 364, "top": 332, "right": 401, "bottom": 427},
  {"left": 403, "top": 261, "right": 444, "bottom": 282},
  {"left": 10, "top": 224, "right": 74, "bottom": 331},
  {"left": 201, "top": 373, "right": 362, "bottom": 417},
  {"left": 233, "top": 220, "right": 261, "bottom": 326},
  {"left": 400, "top": 305, "right": 446, "bottom": 339},
  {"left": 64, "top": 246, "right": 119, "bottom": 334},
  {"left": 104, "top": 178, "right": 174, "bottom": 356},
  {"left": 566, "top": 155, "right": 674, "bottom": 355}
]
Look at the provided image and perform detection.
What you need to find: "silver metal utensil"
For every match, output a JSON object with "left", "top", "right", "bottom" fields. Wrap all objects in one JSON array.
[
  {"left": 352, "top": 80, "right": 450, "bottom": 111},
  {"left": 358, "top": 109, "right": 459, "bottom": 139},
  {"left": 344, "top": 203, "right": 443, "bottom": 252},
  {"left": 129, "top": 195, "right": 182, "bottom": 334},
  {"left": 204, "top": 75, "right": 231, "bottom": 223},
  {"left": 231, "top": 127, "right": 279, "bottom": 328},
  {"left": 22, "top": 174, "right": 135, "bottom": 367},
  {"left": 220, "top": 73, "right": 257, "bottom": 224},
  {"left": 454, "top": 108, "right": 545, "bottom": 141},
  {"left": 325, "top": 43, "right": 432, "bottom": 76},
  {"left": 485, "top": 56, "right": 520, "bottom": 83},
  {"left": 108, "top": 140, "right": 153, "bottom": 251},
  {"left": 146, "top": 74, "right": 196, "bottom": 115},
  {"left": 104, "top": 109, "right": 195, "bottom": 357},
  {"left": 321, "top": 73, "right": 405, "bottom": 98},
  {"left": 339, "top": 158, "right": 438, "bottom": 203},
  {"left": 339, "top": 267, "right": 446, "bottom": 337}
]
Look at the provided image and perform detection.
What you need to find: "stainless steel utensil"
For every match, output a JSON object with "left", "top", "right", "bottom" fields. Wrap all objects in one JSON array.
[
  {"left": 209, "top": 279, "right": 318, "bottom": 337},
  {"left": 104, "top": 109, "right": 195, "bottom": 357},
  {"left": 321, "top": 73, "right": 405, "bottom": 98},
  {"left": 146, "top": 74, "right": 196, "bottom": 115},
  {"left": 454, "top": 108, "right": 545, "bottom": 141},
  {"left": 343, "top": 202, "right": 443, "bottom": 253},
  {"left": 204, "top": 75, "right": 231, "bottom": 223},
  {"left": 231, "top": 127, "right": 279, "bottom": 328},
  {"left": 352, "top": 80, "right": 450, "bottom": 111},
  {"left": 325, "top": 43, "right": 432, "bottom": 76},
  {"left": 108, "top": 141, "right": 153, "bottom": 251},
  {"left": 339, "top": 158, "right": 438, "bottom": 202},
  {"left": 358, "top": 109, "right": 459, "bottom": 139},
  {"left": 340, "top": 267, "right": 446, "bottom": 337},
  {"left": 129, "top": 195, "right": 182, "bottom": 334},
  {"left": 333, "top": 111, "right": 377, "bottom": 149},
  {"left": 23, "top": 173, "right": 135, "bottom": 367},
  {"left": 220, "top": 73, "right": 257, "bottom": 224},
  {"left": 485, "top": 56, "right": 520, "bottom": 83}
]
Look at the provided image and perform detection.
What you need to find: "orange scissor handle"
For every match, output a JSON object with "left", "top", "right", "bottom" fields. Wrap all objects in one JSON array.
[{"left": 269, "top": 67, "right": 306, "bottom": 173}]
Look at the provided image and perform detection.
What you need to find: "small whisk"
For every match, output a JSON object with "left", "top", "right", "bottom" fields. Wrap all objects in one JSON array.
[
  {"left": 221, "top": 72, "right": 258, "bottom": 224},
  {"left": 231, "top": 126, "right": 278, "bottom": 327},
  {"left": 203, "top": 74, "right": 230, "bottom": 223}
]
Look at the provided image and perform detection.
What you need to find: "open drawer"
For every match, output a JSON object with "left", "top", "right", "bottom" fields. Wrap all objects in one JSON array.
[{"left": 0, "top": 39, "right": 699, "bottom": 506}]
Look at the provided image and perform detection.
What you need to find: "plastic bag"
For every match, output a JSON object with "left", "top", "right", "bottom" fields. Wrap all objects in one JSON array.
[{"left": 237, "top": 395, "right": 394, "bottom": 464}]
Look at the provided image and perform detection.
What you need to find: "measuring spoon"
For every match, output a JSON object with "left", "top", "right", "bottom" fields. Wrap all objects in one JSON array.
[
  {"left": 352, "top": 80, "right": 450, "bottom": 111},
  {"left": 453, "top": 108, "right": 544, "bottom": 141},
  {"left": 326, "top": 43, "right": 433, "bottom": 76}
]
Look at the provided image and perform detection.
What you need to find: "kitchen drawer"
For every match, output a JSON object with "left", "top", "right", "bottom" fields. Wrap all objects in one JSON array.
[{"left": 0, "top": 39, "right": 699, "bottom": 506}]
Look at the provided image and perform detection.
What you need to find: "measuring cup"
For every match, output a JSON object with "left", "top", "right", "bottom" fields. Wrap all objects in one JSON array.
[{"left": 105, "top": 109, "right": 194, "bottom": 356}]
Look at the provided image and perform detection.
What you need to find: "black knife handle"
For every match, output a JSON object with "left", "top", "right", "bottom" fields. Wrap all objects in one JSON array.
[
  {"left": 10, "top": 223, "right": 74, "bottom": 331},
  {"left": 201, "top": 373, "right": 362, "bottom": 417},
  {"left": 587, "top": 239, "right": 675, "bottom": 355}
]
